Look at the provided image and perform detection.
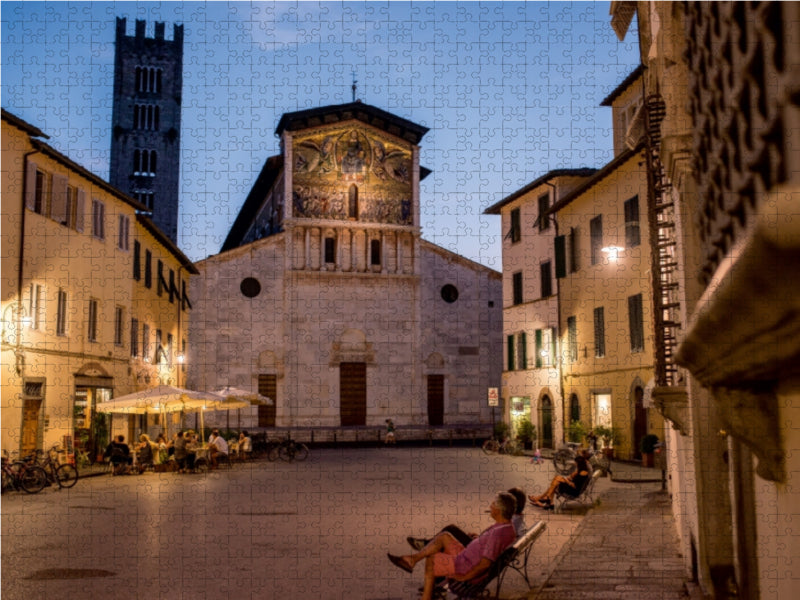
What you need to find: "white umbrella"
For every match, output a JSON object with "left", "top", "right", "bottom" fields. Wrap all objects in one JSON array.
[
  {"left": 211, "top": 386, "right": 273, "bottom": 405},
  {"left": 211, "top": 386, "right": 273, "bottom": 431},
  {"left": 96, "top": 385, "right": 227, "bottom": 438}
]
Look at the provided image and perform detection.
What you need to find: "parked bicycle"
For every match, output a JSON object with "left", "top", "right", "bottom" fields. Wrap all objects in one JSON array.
[
  {"left": 481, "top": 436, "right": 521, "bottom": 456},
  {"left": 13, "top": 446, "right": 79, "bottom": 489},
  {"left": 1, "top": 450, "right": 47, "bottom": 494},
  {"left": 274, "top": 433, "right": 309, "bottom": 462},
  {"left": 553, "top": 442, "right": 611, "bottom": 476},
  {"left": 39, "top": 447, "right": 79, "bottom": 488}
]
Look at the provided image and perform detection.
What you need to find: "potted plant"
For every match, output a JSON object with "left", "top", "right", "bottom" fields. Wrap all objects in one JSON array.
[
  {"left": 594, "top": 425, "right": 622, "bottom": 459},
  {"left": 640, "top": 433, "right": 659, "bottom": 467},
  {"left": 493, "top": 421, "right": 510, "bottom": 441},
  {"left": 515, "top": 418, "right": 536, "bottom": 450},
  {"left": 567, "top": 420, "right": 588, "bottom": 444}
]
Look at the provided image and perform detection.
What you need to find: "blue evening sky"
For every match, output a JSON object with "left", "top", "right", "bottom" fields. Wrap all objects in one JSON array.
[{"left": 2, "top": 1, "right": 639, "bottom": 267}]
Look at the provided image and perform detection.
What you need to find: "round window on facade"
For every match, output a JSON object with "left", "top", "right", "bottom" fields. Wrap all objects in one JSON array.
[
  {"left": 441, "top": 284, "right": 459, "bottom": 303},
  {"left": 240, "top": 277, "right": 261, "bottom": 298}
]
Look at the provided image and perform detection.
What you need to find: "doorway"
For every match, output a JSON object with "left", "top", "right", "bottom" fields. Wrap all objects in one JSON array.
[
  {"left": 340, "top": 362, "right": 367, "bottom": 426},
  {"left": 633, "top": 386, "right": 647, "bottom": 459},
  {"left": 427, "top": 375, "right": 444, "bottom": 426},
  {"left": 73, "top": 385, "right": 112, "bottom": 461},
  {"left": 21, "top": 380, "right": 45, "bottom": 455},
  {"left": 539, "top": 395, "right": 553, "bottom": 449}
]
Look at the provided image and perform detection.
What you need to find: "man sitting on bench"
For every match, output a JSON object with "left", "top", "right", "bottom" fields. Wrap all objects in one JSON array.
[{"left": 388, "top": 492, "right": 517, "bottom": 600}]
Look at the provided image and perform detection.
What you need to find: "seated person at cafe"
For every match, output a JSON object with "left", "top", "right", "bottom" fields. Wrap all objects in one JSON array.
[
  {"left": 238, "top": 431, "right": 252, "bottom": 460},
  {"left": 208, "top": 429, "right": 229, "bottom": 467},
  {"left": 388, "top": 492, "right": 517, "bottom": 600},
  {"left": 173, "top": 430, "right": 193, "bottom": 473},
  {"left": 104, "top": 435, "right": 133, "bottom": 474},
  {"left": 135, "top": 434, "right": 158, "bottom": 473}
]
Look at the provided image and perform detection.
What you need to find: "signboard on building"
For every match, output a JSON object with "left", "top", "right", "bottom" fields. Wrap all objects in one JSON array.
[{"left": 488, "top": 387, "right": 499, "bottom": 407}]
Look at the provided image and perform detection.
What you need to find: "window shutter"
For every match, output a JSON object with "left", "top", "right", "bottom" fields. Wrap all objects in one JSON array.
[
  {"left": 535, "top": 329, "right": 543, "bottom": 368},
  {"left": 25, "top": 161, "right": 38, "bottom": 210},
  {"left": 569, "top": 227, "right": 578, "bottom": 272},
  {"left": 51, "top": 175, "right": 68, "bottom": 224},
  {"left": 554, "top": 235, "right": 566, "bottom": 278},
  {"left": 75, "top": 189, "right": 85, "bottom": 232}
]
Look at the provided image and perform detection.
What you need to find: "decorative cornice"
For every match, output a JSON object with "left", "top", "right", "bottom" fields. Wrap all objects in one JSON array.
[
  {"left": 713, "top": 385, "right": 785, "bottom": 483},
  {"left": 652, "top": 386, "right": 690, "bottom": 436}
]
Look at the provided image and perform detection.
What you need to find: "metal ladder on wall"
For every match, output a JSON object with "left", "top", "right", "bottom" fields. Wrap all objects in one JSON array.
[{"left": 645, "top": 94, "right": 681, "bottom": 387}]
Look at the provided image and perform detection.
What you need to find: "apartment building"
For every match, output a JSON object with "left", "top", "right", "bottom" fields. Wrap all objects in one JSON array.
[{"left": 1, "top": 109, "right": 196, "bottom": 459}]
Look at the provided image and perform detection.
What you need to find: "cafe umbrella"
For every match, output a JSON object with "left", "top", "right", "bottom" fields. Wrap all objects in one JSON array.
[
  {"left": 95, "top": 385, "right": 247, "bottom": 439},
  {"left": 210, "top": 386, "right": 272, "bottom": 430}
]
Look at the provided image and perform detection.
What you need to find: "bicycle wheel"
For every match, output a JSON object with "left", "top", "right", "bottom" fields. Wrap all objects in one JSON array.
[
  {"left": 293, "top": 444, "right": 309, "bottom": 462},
  {"left": 55, "top": 464, "right": 79, "bottom": 488},
  {"left": 482, "top": 439, "right": 499, "bottom": 455},
  {"left": 553, "top": 449, "right": 576, "bottom": 475},
  {"left": 1, "top": 470, "right": 14, "bottom": 493},
  {"left": 278, "top": 444, "right": 295, "bottom": 462},
  {"left": 592, "top": 453, "right": 611, "bottom": 474},
  {"left": 267, "top": 444, "right": 281, "bottom": 462},
  {"left": 20, "top": 466, "right": 47, "bottom": 493}
]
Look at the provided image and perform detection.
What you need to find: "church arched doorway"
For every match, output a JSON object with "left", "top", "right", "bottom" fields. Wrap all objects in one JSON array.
[{"left": 539, "top": 395, "right": 554, "bottom": 449}]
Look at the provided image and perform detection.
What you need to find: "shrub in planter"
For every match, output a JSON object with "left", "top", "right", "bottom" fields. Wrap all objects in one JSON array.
[
  {"left": 640, "top": 434, "right": 659, "bottom": 467},
  {"left": 567, "top": 421, "right": 588, "bottom": 444},
  {"left": 516, "top": 418, "right": 536, "bottom": 449},
  {"left": 493, "top": 421, "right": 510, "bottom": 440}
]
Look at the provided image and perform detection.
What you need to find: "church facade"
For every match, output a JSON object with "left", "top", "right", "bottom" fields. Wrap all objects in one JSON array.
[{"left": 187, "top": 102, "right": 502, "bottom": 429}]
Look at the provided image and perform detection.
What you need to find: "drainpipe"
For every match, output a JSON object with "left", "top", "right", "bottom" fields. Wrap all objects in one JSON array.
[
  {"left": 17, "top": 151, "right": 40, "bottom": 367},
  {"left": 544, "top": 181, "right": 566, "bottom": 445}
]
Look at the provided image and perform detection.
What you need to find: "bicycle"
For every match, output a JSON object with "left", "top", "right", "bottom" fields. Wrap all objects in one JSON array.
[
  {"left": 14, "top": 447, "right": 79, "bottom": 489},
  {"left": 276, "top": 433, "right": 309, "bottom": 462},
  {"left": 553, "top": 442, "right": 611, "bottom": 476},
  {"left": 1, "top": 450, "right": 47, "bottom": 494},
  {"left": 40, "top": 447, "right": 79, "bottom": 488},
  {"left": 481, "top": 437, "right": 521, "bottom": 456}
]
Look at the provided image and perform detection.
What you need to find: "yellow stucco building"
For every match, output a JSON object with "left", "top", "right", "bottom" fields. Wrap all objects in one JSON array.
[
  {"left": 549, "top": 71, "right": 664, "bottom": 460},
  {"left": 1, "top": 110, "right": 197, "bottom": 459}
]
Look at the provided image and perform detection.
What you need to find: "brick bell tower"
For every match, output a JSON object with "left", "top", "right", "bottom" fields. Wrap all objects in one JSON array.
[{"left": 110, "top": 17, "right": 183, "bottom": 242}]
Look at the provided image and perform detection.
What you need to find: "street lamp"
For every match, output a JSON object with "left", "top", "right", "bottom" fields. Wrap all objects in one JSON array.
[{"left": 601, "top": 245, "right": 625, "bottom": 261}]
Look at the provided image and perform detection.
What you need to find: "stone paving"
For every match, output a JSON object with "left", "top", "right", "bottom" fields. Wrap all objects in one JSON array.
[
  {"left": 528, "top": 480, "right": 691, "bottom": 600},
  {"left": 32, "top": 449, "right": 690, "bottom": 599}
]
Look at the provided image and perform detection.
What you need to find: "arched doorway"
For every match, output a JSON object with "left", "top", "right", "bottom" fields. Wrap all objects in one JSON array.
[
  {"left": 633, "top": 386, "right": 647, "bottom": 459},
  {"left": 539, "top": 395, "right": 553, "bottom": 449}
]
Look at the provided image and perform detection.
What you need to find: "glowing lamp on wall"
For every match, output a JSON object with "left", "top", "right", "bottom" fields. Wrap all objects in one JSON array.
[{"left": 601, "top": 246, "right": 624, "bottom": 261}]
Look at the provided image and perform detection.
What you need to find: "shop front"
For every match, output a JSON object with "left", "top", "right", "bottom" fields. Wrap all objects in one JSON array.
[{"left": 73, "top": 376, "right": 113, "bottom": 462}]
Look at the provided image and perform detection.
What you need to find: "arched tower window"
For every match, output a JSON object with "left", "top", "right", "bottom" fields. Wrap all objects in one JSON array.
[{"left": 348, "top": 184, "right": 358, "bottom": 219}]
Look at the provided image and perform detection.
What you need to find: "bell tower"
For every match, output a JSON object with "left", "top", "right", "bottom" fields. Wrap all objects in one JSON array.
[{"left": 110, "top": 17, "right": 183, "bottom": 242}]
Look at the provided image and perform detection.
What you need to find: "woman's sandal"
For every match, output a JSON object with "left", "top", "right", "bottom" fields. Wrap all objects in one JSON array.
[{"left": 387, "top": 553, "right": 414, "bottom": 574}]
